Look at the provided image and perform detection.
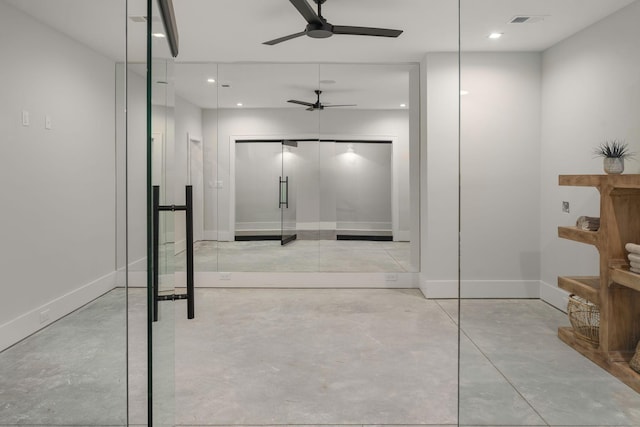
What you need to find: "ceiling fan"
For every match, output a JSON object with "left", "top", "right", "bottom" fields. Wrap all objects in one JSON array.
[
  {"left": 264, "top": 0, "right": 403, "bottom": 45},
  {"left": 288, "top": 90, "right": 356, "bottom": 111}
]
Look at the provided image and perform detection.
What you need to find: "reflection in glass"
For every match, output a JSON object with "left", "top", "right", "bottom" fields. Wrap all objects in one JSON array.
[
  {"left": 459, "top": 1, "right": 640, "bottom": 425},
  {"left": 0, "top": 0, "right": 128, "bottom": 425}
]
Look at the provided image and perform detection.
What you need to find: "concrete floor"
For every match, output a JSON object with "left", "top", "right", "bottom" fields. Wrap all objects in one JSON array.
[{"left": 2, "top": 288, "right": 640, "bottom": 427}]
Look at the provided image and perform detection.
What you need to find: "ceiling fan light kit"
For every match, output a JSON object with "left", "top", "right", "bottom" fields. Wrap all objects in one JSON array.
[{"left": 264, "top": 0, "right": 403, "bottom": 45}]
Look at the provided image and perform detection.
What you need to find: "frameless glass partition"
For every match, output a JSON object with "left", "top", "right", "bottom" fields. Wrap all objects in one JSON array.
[
  {"left": 0, "top": 0, "right": 128, "bottom": 426},
  {"left": 318, "top": 63, "right": 420, "bottom": 273},
  {"left": 169, "top": 62, "right": 419, "bottom": 275},
  {"left": 459, "top": 1, "right": 640, "bottom": 425}
]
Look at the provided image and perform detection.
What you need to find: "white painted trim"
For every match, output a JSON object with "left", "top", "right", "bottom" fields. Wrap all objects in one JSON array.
[
  {"left": 174, "top": 238, "right": 186, "bottom": 255},
  {"left": 218, "top": 231, "right": 234, "bottom": 241},
  {"left": 128, "top": 270, "right": 148, "bottom": 288},
  {"left": 234, "top": 221, "right": 393, "bottom": 233},
  {"left": 420, "top": 278, "right": 459, "bottom": 298},
  {"left": 0, "top": 272, "right": 117, "bottom": 351},
  {"left": 177, "top": 271, "right": 419, "bottom": 288},
  {"left": 128, "top": 256, "right": 147, "bottom": 271},
  {"left": 336, "top": 221, "right": 392, "bottom": 231},
  {"left": 395, "top": 230, "right": 411, "bottom": 242},
  {"left": 419, "top": 277, "right": 541, "bottom": 299},
  {"left": 235, "top": 221, "right": 280, "bottom": 232},
  {"left": 296, "top": 221, "right": 336, "bottom": 231},
  {"left": 203, "top": 230, "right": 218, "bottom": 240},
  {"left": 540, "top": 280, "right": 569, "bottom": 313}
]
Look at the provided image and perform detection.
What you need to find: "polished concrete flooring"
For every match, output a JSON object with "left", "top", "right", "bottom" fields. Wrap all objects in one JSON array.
[
  {"left": 174, "top": 240, "right": 413, "bottom": 272},
  {"left": 1, "top": 288, "right": 640, "bottom": 426}
]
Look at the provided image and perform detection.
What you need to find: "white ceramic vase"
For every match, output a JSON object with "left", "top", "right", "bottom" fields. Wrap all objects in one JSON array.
[{"left": 603, "top": 157, "right": 624, "bottom": 174}]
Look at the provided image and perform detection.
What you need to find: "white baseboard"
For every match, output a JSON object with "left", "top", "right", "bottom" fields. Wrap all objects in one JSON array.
[
  {"left": 297, "top": 221, "right": 336, "bottom": 231},
  {"left": 218, "top": 231, "right": 233, "bottom": 242},
  {"left": 395, "top": 230, "right": 411, "bottom": 242},
  {"left": 175, "top": 271, "right": 419, "bottom": 288},
  {"left": 419, "top": 277, "right": 541, "bottom": 299},
  {"left": 461, "top": 280, "right": 540, "bottom": 298},
  {"left": 175, "top": 238, "right": 186, "bottom": 255},
  {"left": 420, "top": 279, "right": 459, "bottom": 298},
  {"left": 0, "top": 272, "right": 117, "bottom": 352},
  {"left": 540, "top": 280, "right": 569, "bottom": 313}
]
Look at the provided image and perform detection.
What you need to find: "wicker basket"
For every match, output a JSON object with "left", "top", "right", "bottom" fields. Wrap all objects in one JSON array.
[{"left": 567, "top": 294, "right": 600, "bottom": 346}]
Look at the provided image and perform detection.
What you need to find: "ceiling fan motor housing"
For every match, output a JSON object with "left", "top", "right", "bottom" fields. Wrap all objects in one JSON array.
[{"left": 306, "top": 20, "right": 333, "bottom": 38}]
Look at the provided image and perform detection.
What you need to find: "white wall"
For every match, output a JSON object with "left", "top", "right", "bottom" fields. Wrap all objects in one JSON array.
[
  {"left": 173, "top": 96, "right": 203, "bottom": 250},
  {"left": 421, "top": 52, "right": 542, "bottom": 298},
  {"left": 421, "top": 53, "right": 460, "bottom": 298},
  {"left": 540, "top": 1, "right": 640, "bottom": 309},
  {"left": 0, "top": 2, "right": 119, "bottom": 350},
  {"left": 203, "top": 108, "right": 412, "bottom": 241}
]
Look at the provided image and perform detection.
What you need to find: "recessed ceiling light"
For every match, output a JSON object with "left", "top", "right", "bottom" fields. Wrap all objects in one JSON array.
[
  {"left": 460, "top": 90, "right": 469, "bottom": 96},
  {"left": 207, "top": 78, "right": 216, "bottom": 83},
  {"left": 400, "top": 103, "right": 407, "bottom": 108},
  {"left": 236, "top": 102, "right": 243, "bottom": 107},
  {"left": 488, "top": 32, "right": 503, "bottom": 39},
  {"left": 152, "top": 32, "right": 166, "bottom": 38},
  {"left": 320, "top": 79, "right": 336, "bottom": 85}
]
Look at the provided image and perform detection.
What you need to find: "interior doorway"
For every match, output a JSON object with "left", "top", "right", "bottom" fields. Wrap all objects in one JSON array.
[{"left": 188, "top": 133, "right": 204, "bottom": 242}]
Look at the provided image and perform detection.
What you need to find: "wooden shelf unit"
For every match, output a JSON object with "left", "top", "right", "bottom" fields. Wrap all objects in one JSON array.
[{"left": 557, "top": 174, "right": 640, "bottom": 393}]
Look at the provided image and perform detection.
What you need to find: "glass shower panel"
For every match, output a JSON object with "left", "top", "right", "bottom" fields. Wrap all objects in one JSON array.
[
  {"left": 459, "top": 1, "right": 640, "bottom": 426},
  {"left": 0, "top": 0, "right": 128, "bottom": 426}
]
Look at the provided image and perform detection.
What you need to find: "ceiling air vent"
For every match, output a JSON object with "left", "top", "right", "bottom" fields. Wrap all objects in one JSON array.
[{"left": 509, "top": 15, "right": 548, "bottom": 24}]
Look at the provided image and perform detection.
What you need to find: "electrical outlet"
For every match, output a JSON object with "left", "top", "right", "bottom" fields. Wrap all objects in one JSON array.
[
  {"left": 385, "top": 273, "right": 398, "bottom": 282},
  {"left": 562, "top": 201, "right": 570, "bottom": 213},
  {"left": 22, "top": 110, "right": 30, "bottom": 126},
  {"left": 220, "top": 272, "right": 231, "bottom": 280}
]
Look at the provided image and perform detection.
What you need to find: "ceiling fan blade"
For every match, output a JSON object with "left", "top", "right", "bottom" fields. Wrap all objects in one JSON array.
[
  {"left": 332, "top": 26, "right": 403, "bottom": 38},
  {"left": 323, "top": 104, "right": 358, "bottom": 107},
  {"left": 289, "top": 0, "right": 323, "bottom": 25},
  {"left": 288, "top": 99, "right": 315, "bottom": 107},
  {"left": 306, "top": 107, "right": 315, "bottom": 111},
  {"left": 263, "top": 31, "right": 307, "bottom": 45}
]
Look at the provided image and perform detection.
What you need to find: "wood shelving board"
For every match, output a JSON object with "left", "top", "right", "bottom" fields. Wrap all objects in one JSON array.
[
  {"left": 558, "top": 276, "right": 600, "bottom": 304},
  {"left": 610, "top": 267, "right": 640, "bottom": 293},
  {"left": 557, "top": 174, "right": 640, "bottom": 395},
  {"left": 558, "top": 327, "right": 640, "bottom": 393},
  {"left": 559, "top": 175, "right": 603, "bottom": 187},
  {"left": 559, "top": 174, "right": 640, "bottom": 188},
  {"left": 558, "top": 226, "right": 598, "bottom": 246}
]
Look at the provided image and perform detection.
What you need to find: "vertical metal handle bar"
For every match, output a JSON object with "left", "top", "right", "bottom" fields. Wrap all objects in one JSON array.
[
  {"left": 285, "top": 176, "right": 289, "bottom": 209},
  {"left": 152, "top": 186, "right": 160, "bottom": 322},
  {"left": 278, "top": 176, "right": 282, "bottom": 208},
  {"left": 185, "top": 185, "right": 195, "bottom": 319}
]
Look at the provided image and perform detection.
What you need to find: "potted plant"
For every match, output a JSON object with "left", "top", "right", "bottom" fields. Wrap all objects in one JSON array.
[{"left": 594, "top": 139, "right": 634, "bottom": 174}]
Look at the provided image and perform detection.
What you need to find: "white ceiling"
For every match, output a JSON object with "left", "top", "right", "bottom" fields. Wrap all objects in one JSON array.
[{"left": 4, "top": 0, "right": 637, "bottom": 108}]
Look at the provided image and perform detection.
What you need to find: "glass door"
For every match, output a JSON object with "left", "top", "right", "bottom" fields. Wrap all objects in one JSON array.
[
  {"left": 281, "top": 140, "right": 298, "bottom": 245},
  {"left": 148, "top": 1, "right": 179, "bottom": 426}
]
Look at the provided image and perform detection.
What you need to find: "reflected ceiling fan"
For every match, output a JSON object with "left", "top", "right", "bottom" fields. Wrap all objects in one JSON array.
[
  {"left": 264, "top": 0, "right": 403, "bottom": 45},
  {"left": 288, "top": 90, "right": 356, "bottom": 111}
]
